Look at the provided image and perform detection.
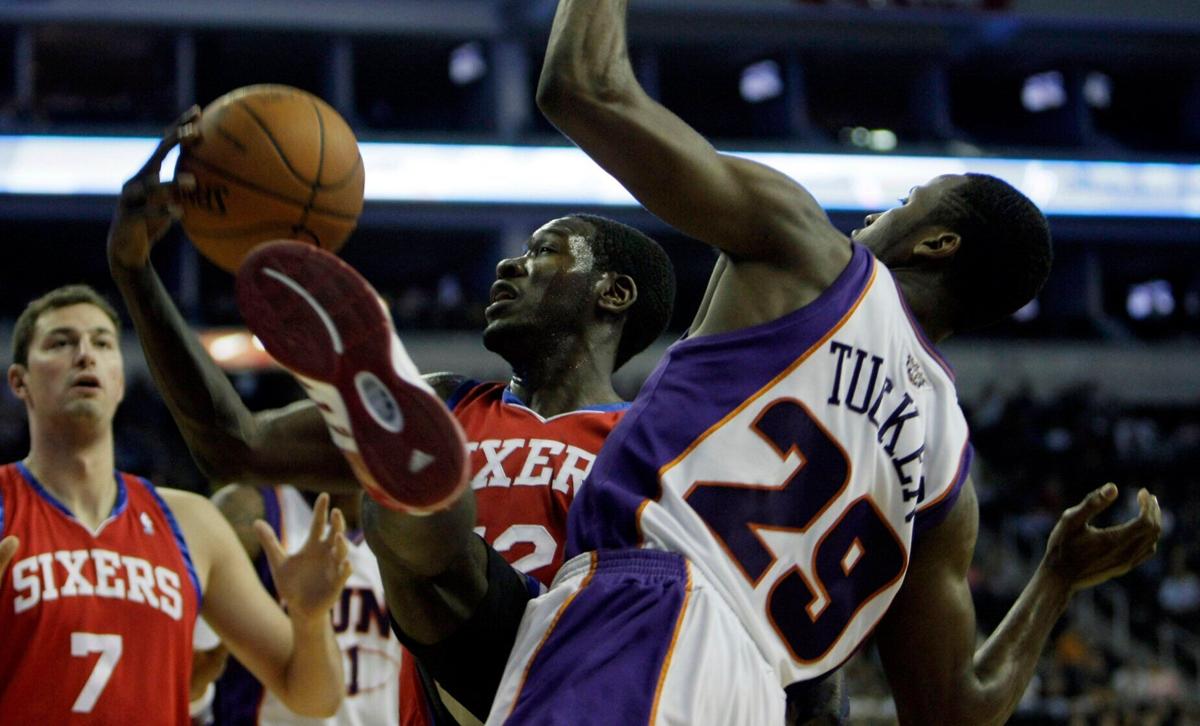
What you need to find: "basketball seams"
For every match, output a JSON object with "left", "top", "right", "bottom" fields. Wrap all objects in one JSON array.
[
  {"left": 214, "top": 124, "right": 248, "bottom": 153},
  {"left": 318, "top": 155, "right": 364, "bottom": 190},
  {"left": 177, "top": 84, "right": 363, "bottom": 273},
  {"left": 235, "top": 98, "right": 319, "bottom": 188},
  {"left": 294, "top": 97, "right": 326, "bottom": 244},
  {"left": 311, "top": 97, "right": 327, "bottom": 192}
]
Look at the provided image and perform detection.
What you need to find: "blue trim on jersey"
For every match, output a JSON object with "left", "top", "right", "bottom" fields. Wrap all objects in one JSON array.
[
  {"left": 0, "top": 485, "right": 5, "bottom": 536},
  {"left": 15, "top": 461, "right": 128, "bottom": 522},
  {"left": 111, "top": 471, "right": 128, "bottom": 516},
  {"left": 445, "top": 378, "right": 481, "bottom": 410},
  {"left": 500, "top": 387, "right": 633, "bottom": 413},
  {"left": 140, "top": 477, "right": 204, "bottom": 610}
]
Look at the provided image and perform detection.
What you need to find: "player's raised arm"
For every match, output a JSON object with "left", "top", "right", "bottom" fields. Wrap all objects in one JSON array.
[
  {"left": 537, "top": 0, "right": 849, "bottom": 280},
  {"left": 873, "top": 480, "right": 1161, "bottom": 725},
  {"left": 108, "top": 113, "right": 357, "bottom": 491},
  {"left": 166, "top": 489, "right": 349, "bottom": 718}
]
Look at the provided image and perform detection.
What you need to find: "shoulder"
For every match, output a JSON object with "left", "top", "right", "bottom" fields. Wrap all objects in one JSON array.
[
  {"left": 156, "top": 488, "right": 227, "bottom": 534},
  {"left": 156, "top": 488, "right": 241, "bottom": 578},
  {"left": 156, "top": 486, "right": 211, "bottom": 511}
]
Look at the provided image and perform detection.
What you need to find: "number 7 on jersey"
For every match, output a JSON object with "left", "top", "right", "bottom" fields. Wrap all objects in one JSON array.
[{"left": 70, "top": 632, "right": 123, "bottom": 713}]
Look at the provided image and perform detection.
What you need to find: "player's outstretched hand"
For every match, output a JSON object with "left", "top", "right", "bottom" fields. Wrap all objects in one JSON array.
[
  {"left": 255, "top": 493, "right": 353, "bottom": 621},
  {"left": 1041, "top": 483, "right": 1162, "bottom": 593},
  {"left": 0, "top": 535, "right": 19, "bottom": 578},
  {"left": 107, "top": 105, "right": 201, "bottom": 271}
]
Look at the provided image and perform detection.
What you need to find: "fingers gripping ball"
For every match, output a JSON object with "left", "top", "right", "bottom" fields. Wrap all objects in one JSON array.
[{"left": 175, "top": 84, "right": 365, "bottom": 273}]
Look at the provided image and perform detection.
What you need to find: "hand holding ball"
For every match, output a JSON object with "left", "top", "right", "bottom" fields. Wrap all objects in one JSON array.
[{"left": 175, "top": 85, "right": 365, "bottom": 273}]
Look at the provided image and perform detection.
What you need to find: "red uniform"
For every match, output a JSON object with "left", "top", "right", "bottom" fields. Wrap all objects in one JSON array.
[
  {"left": 0, "top": 462, "right": 201, "bottom": 725},
  {"left": 399, "top": 381, "right": 629, "bottom": 725}
]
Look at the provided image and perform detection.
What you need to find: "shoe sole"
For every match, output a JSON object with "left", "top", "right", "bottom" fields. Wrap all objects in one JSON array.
[{"left": 235, "top": 240, "right": 468, "bottom": 513}]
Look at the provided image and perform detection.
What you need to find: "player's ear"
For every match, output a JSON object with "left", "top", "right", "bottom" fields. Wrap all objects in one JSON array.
[
  {"left": 8, "top": 364, "right": 28, "bottom": 401},
  {"left": 912, "top": 230, "right": 961, "bottom": 260},
  {"left": 597, "top": 272, "right": 637, "bottom": 315}
]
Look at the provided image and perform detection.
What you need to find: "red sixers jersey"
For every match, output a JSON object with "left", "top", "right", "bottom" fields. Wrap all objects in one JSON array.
[
  {"left": 0, "top": 462, "right": 201, "bottom": 725},
  {"left": 398, "top": 381, "right": 629, "bottom": 726},
  {"left": 452, "top": 381, "right": 629, "bottom": 587}
]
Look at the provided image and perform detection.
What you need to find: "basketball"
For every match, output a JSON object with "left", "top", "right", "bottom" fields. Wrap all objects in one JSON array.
[{"left": 174, "top": 84, "right": 365, "bottom": 273}]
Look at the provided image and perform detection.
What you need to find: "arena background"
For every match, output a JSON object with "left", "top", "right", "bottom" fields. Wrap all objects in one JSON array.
[{"left": 0, "top": 1, "right": 1197, "bottom": 722}]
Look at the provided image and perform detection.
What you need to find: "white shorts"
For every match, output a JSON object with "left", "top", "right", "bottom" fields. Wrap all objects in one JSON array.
[{"left": 486, "top": 549, "right": 785, "bottom": 725}]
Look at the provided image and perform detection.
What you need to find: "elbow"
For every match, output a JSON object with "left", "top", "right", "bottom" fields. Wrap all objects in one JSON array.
[
  {"left": 536, "top": 66, "right": 581, "bottom": 122},
  {"left": 287, "top": 693, "right": 342, "bottom": 719},
  {"left": 536, "top": 63, "right": 631, "bottom": 126},
  {"left": 307, "top": 693, "right": 344, "bottom": 719},
  {"left": 175, "top": 418, "right": 260, "bottom": 487}
]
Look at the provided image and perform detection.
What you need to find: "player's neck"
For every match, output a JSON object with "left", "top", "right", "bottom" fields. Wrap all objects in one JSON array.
[
  {"left": 24, "top": 425, "right": 118, "bottom": 528},
  {"left": 893, "top": 272, "right": 955, "bottom": 343},
  {"left": 507, "top": 331, "right": 624, "bottom": 416},
  {"left": 509, "top": 351, "right": 622, "bottom": 417},
  {"left": 516, "top": 379, "right": 623, "bottom": 418}
]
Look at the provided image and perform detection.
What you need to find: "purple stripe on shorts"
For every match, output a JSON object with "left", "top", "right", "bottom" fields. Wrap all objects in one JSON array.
[{"left": 505, "top": 550, "right": 689, "bottom": 725}]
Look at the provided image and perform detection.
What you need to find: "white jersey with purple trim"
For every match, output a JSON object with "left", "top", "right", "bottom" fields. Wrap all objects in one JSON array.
[
  {"left": 256, "top": 485, "right": 401, "bottom": 726},
  {"left": 566, "top": 243, "right": 973, "bottom": 687}
]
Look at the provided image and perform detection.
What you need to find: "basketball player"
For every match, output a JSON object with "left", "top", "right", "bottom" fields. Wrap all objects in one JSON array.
[
  {"left": 486, "top": 2, "right": 1162, "bottom": 722},
  {"left": 193, "top": 486, "right": 404, "bottom": 725},
  {"left": 0, "top": 285, "right": 350, "bottom": 723},
  {"left": 234, "top": 3, "right": 1163, "bottom": 725},
  {"left": 107, "top": 120, "right": 698, "bottom": 723}
]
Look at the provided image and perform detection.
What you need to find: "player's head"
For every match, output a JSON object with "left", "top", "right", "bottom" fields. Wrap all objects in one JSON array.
[
  {"left": 8, "top": 284, "right": 125, "bottom": 424},
  {"left": 483, "top": 214, "right": 675, "bottom": 371},
  {"left": 852, "top": 173, "right": 1052, "bottom": 331}
]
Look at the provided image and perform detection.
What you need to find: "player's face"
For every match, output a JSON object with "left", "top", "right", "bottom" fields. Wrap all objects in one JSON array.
[
  {"left": 483, "top": 216, "right": 599, "bottom": 350},
  {"left": 850, "top": 174, "right": 967, "bottom": 267},
  {"left": 13, "top": 303, "right": 125, "bottom": 425}
]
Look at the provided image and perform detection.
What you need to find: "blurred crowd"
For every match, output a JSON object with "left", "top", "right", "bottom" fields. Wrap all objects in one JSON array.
[{"left": 846, "top": 381, "right": 1200, "bottom": 725}]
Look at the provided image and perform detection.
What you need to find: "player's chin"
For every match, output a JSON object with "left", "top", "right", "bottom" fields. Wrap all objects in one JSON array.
[
  {"left": 61, "top": 400, "right": 109, "bottom": 421},
  {"left": 482, "top": 318, "right": 527, "bottom": 355}
]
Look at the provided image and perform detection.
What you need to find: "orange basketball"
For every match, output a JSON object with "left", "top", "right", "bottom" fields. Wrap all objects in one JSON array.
[{"left": 174, "top": 84, "right": 365, "bottom": 273}]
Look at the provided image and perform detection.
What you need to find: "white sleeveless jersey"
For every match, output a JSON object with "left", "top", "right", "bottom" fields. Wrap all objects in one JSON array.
[
  {"left": 254, "top": 486, "right": 401, "bottom": 726},
  {"left": 567, "top": 244, "right": 972, "bottom": 687}
]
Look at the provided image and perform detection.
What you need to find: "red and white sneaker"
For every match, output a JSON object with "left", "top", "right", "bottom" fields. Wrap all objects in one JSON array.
[{"left": 235, "top": 240, "right": 468, "bottom": 513}]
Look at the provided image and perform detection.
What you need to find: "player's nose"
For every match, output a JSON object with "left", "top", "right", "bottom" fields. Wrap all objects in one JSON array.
[
  {"left": 496, "top": 255, "right": 525, "bottom": 279},
  {"left": 73, "top": 341, "right": 97, "bottom": 367},
  {"left": 863, "top": 212, "right": 881, "bottom": 227}
]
